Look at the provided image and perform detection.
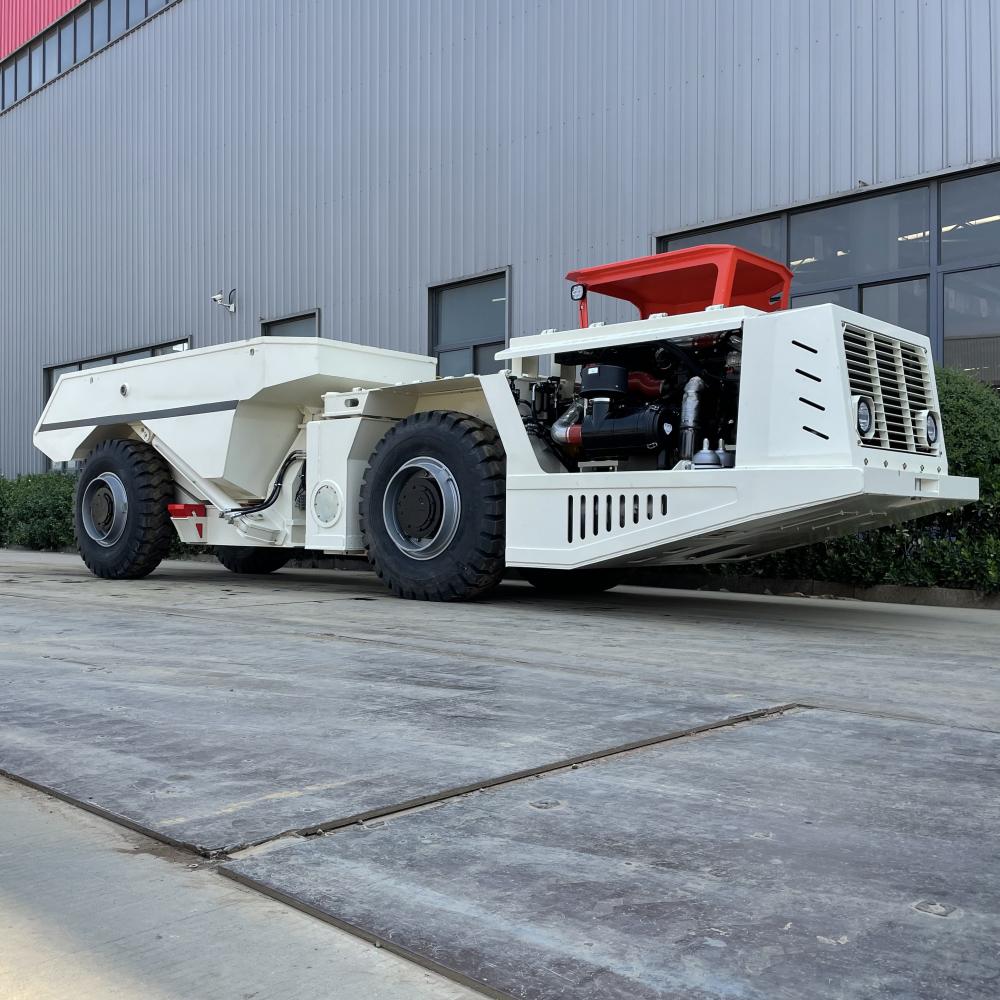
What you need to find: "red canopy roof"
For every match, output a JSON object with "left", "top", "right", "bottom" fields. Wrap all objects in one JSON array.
[{"left": 566, "top": 244, "right": 792, "bottom": 319}]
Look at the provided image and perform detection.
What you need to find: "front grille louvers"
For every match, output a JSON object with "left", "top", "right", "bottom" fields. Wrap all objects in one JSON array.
[{"left": 842, "top": 325, "right": 938, "bottom": 454}]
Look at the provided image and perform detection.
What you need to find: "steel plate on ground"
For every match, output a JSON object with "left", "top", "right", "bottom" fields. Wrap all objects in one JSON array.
[
  {"left": 0, "top": 599, "right": 766, "bottom": 854},
  {"left": 225, "top": 710, "right": 1000, "bottom": 1000}
]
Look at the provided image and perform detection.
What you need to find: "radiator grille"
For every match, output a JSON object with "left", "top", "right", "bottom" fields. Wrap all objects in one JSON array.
[{"left": 842, "top": 325, "right": 938, "bottom": 453}]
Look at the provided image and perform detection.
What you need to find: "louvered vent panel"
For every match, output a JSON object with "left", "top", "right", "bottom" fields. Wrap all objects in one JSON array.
[{"left": 842, "top": 325, "right": 937, "bottom": 454}]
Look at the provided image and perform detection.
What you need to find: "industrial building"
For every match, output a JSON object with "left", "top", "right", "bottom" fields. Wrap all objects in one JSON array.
[{"left": 2, "top": 0, "right": 1000, "bottom": 476}]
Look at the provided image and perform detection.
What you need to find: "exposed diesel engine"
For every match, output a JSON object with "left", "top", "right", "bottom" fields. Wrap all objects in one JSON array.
[{"left": 514, "top": 329, "right": 742, "bottom": 472}]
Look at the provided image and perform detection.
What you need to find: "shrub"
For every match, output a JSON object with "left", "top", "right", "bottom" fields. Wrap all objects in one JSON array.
[
  {"left": 744, "top": 366, "right": 1000, "bottom": 591},
  {"left": 2, "top": 472, "right": 77, "bottom": 550}
]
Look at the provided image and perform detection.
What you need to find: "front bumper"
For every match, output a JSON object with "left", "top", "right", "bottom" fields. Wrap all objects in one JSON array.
[{"left": 505, "top": 466, "right": 978, "bottom": 569}]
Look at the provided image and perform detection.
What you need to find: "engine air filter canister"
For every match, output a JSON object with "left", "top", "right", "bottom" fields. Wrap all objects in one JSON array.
[{"left": 579, "top": 363, "right": 628, "bottom": 399}]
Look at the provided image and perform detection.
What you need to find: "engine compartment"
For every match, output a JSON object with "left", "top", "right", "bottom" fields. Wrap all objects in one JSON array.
[{"left": 511, "top": 329, "right": 743, "bottom": 472}]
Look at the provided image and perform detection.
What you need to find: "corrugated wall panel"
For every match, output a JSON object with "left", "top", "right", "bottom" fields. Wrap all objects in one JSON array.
[{"left": 2, "top": 0, "right": 1000, "bottom": 475}]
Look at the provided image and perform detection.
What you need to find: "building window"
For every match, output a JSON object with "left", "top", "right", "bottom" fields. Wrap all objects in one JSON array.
[
  {"left": 430, "top": 272, "right": 508, "bottom": 376},
  {"left": 261, "top": 312, "right": 319, "bottom": 337},
  {"left": 659, "top": 164, "right": 1000, "bottom": 388},
  {"left": 0, "top": 0, "right": 174, "bottom": 114}
]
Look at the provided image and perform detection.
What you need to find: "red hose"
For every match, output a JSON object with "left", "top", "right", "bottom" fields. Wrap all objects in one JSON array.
[{"left": 628, "top": 371, "right": 663, "bottom": 398}]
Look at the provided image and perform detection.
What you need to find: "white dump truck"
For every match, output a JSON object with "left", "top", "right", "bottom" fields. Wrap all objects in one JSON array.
[{"left": 34, "top": 245, "right": 978, "bottom": 600}]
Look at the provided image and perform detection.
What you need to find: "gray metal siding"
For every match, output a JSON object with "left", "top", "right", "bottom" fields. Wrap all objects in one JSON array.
[{"left": 2, "top": 0, "right": 1000, "bottom": 474}]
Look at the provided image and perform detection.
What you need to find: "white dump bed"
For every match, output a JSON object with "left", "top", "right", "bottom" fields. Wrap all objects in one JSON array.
[{"left": 34, "top": 337, "right": 436, "bottom": 498}]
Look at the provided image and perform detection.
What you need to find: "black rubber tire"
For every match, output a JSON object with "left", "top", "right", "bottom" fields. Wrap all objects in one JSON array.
[
  {"left": 75, "top": 439, "right": 175, "bottom": 579},
  {"left": 215, "top": 546, "right": 294, "bottom": 575},
  {"left": 521, "top": 567, "right": 625, "bottom": 595},
  {"left": 360, "top": 411, "right": 505, "bottom": 601}
]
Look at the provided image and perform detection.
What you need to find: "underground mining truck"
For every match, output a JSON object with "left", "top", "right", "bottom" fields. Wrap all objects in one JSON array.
[{"left": 34, "top": 244, "right": 977, "bottom": 601}]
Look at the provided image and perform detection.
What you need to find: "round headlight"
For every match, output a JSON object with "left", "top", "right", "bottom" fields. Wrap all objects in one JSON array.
[
  {"left": 570, "top": 283, "right": 586, "bottom": 302},
  {"left": 925, "top": 410, "right": 939, "bottom": 446},
  {"left": 856, "top": 396, "right": 875, "bottom": 438}
]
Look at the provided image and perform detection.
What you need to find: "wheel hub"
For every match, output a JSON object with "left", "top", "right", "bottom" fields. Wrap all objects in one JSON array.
[
  {"left": 395, "top": 472, "right": 444, "bottom": 539},
  {"left": 81, "top": 472, "right": 129, "bottom": 548},
  {"left": 382, "top": 457, "right": 461, "bottom": 560}
]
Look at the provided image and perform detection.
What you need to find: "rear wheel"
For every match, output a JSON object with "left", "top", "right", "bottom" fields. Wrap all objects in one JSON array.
[
  {"left": 360, "top": 411, "right": 505, "bottom": 601},
  {"left": 75, "top": 439, "right": 174, "bottom": 579},
  {"left": 215, "top": 546, "right": 294, "bottom": 575},
  {"left": 521, "top": 567, "right": 625, "bottom": 595}
]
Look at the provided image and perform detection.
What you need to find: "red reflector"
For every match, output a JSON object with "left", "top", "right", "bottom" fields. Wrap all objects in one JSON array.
[{"left": 167, "top": 503, "right": 207, "bottom": 518}]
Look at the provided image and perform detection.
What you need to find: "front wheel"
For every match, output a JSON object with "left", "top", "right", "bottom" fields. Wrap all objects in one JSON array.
[
  {"left": 75, "top": 439, "right": 175, "bottom": 579},
  {"left": 521, "top": 567, "right": 625, "bottom": 595},
  {"left": 360, "top": 411, "right": 505, "bottom": 601}
]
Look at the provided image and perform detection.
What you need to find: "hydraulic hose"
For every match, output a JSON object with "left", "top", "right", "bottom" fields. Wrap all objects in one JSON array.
[{"left": 222, "top": 451, "right": 306, "bottom": 518}]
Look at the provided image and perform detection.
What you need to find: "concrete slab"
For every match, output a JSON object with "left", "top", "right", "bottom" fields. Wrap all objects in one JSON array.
[
  {"left": 0, "top": 575, "right": 768, "bottom": 853},
  {"left": 224, "top": 710, "right": 1000, "bottom": 1000},
  {"left": 0, "top": 777, "right": 477, "bottom": 1000},
  {"left": 2, "top": 551, "right": 998, "bottom": 731}
]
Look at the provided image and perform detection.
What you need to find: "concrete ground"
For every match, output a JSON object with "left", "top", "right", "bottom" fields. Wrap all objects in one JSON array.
[
  {"left": 0, "top": 549, "right": 998, "bottom": 998},
  {"left": 0, "top": 778, "right": 477, "bottom": 1000}
]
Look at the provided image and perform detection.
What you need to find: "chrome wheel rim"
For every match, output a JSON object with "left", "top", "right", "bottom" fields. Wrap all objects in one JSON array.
[
  {"left": 382, "top": 457, "right": 461, "bottom": 560},
  {"left": 81, "top": 472, "right": 129, "bottom": 547}
]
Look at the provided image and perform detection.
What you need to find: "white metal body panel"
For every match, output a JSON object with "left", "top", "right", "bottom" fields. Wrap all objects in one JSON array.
[{"left": 33, "top": 311, "right": 977, "bottom": 570}]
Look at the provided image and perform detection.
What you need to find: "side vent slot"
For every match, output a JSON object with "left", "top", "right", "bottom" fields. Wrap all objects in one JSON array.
[
  {"left": 799, "top": 397, "right": 825, "bottom": 412},
  {"left": 567, "top": 491, "right": 672, "bottom": 543},
  {"left": 792, "top": 339, "right": 819, "bottom": 354},
  {"left": 803, "top": 425, "right": 830, "bottom": 440},
  {"left": 795, "top": 368, "right": 822, "bottom": 383}
]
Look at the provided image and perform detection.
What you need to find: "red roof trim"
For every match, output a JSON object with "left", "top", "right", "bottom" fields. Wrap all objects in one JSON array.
[{"left": 0, "top": 1, "right": 85, "bottom": 61}]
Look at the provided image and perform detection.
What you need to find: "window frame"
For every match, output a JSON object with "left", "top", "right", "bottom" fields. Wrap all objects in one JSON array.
[
  {"left": 428, "top": 267, "right": 511, "bottom": 376},
  {"left": 259, "top": 309, "right": 322, "bottom": 338},
  {"left": 657, "top": 163, "right": 1000, "bottom": 365}
]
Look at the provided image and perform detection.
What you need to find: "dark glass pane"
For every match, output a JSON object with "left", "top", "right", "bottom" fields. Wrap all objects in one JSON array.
[
  {"left": 93, "top": 0, "right": 109, "bottom": 47},
  {"left": 944, "top": 266, "right": 1000, "bottom": 339},
  {"left": 474, "top": 342, "right": 506, "bottom": 374},
  {"left": 76, "top": 11, "right": 92, "bottom": 60},
  {"left": 110, "top": 0, "right": 127, "bottom": 38},
  {"left": 433, "top": 275, "right": 506, "bottom": 348},
  {"left": 154, "top": 340, "right": 189, "bottom": 355},
  {"left": 667, "top": 217, "right": 784, "bottom": 260},
  {"left": 262, "top": 314, "right": 318, "bottom": 337},
  {"left": 30, "top": 43, "right": 43, "bottom": 89},
  {"left": 943, "top": 267, "right": 1000, "bottom": 387},
  {"left": 940, "top": 170, "right": 1000, "bottom": 265},
  {"left": 44, "top": 32, "right": 59, "bottom": 81},
  {"left": 2, "top": 65, "right": 13, "bottom": 108},
  {"left": 789, "top": 188, "right": 929, "bottom": 287},
  {"left": 943, "top": 338, "right": 1000, "bottom": 387},
  {"left": 80, "top": 356, "right": 113, "bottom": 369},
  {"left": 147, "top": 0, "right": 166, "bottom": 12},
  {"left": 437, "top": 348, "right": 474, "bottom": 377},
  {"left": 791, "top": 288, "right": 854, "bottom": 309},
  {"left": 128, "top": 0, "right": 146, "bottom": 27},
  {"left": 862, "top": 278, "right": 928, "bottom": 336},
  {"left": 15, "top": 54, "right": 28, "bottom": 99},
  {"left": 115, "top": 348, "right": 153, "bottom": 363},
  {"left": 60, "top": 22, "right": 75, "bottom": 71}
]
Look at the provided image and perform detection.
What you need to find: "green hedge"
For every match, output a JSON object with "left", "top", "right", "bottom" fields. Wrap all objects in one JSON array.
[
  {"left": 742, "top": 366, "right": 1000, "bottom": 591},
  {"left": 0, "top": 472, "right": 77, "bottom": 550}
]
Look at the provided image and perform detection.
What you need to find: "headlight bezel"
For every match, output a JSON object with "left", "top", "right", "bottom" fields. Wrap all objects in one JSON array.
[{"left": 853, "top": 394, "right": 878, "bottom": 441}]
